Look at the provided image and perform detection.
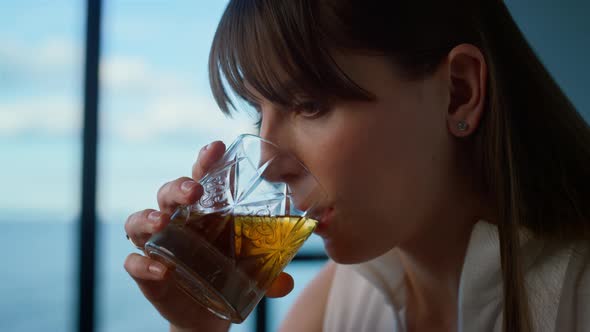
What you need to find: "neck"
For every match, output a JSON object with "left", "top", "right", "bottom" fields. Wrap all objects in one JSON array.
[
  {"left": 398, "top": 220, "right": 472, "bottom": 330},
  {"left": 397, "top": 192, "right": 495, "bottom": 330}
]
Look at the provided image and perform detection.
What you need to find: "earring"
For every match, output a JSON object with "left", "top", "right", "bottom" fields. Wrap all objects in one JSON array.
[{"left": 457, "top": 121, "right": 469, "bottom": 132}]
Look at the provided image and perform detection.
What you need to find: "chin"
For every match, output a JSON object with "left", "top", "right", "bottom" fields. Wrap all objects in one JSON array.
[
  {"left": 323, "top": 234, "right": 396, "bottom": 265},
  {"left": 323, "top": 239, "right": 378, "bottom": 265}
]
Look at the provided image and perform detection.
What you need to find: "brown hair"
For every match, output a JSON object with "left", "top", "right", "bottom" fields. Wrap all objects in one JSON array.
[{"left": 209, "top": 1, "right": 590, "bottom": 330}]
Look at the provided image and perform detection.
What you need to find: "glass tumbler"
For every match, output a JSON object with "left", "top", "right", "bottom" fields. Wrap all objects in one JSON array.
[{"left": 145, "top": 134, "right": 326, "bottom": 323}]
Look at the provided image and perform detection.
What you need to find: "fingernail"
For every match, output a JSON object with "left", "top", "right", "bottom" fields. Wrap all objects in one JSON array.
[
  {"left": 148, "top": 211, "right": 161, "bottom": 223},
  {"left": 148, "top": 263, "right": 166, "bottom": 277},
  {"left": 181, "top": 180, "right": 197, "bottom": 193}
]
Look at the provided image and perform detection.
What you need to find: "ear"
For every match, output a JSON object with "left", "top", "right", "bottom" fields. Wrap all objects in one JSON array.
[{"left": 445, "top": 44, "right": 487, "bottom": 137}]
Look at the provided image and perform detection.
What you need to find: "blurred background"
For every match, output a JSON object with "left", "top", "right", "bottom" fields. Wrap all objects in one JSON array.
[{"left": 0, "top": 1, "right": 588, "bottom": 331}]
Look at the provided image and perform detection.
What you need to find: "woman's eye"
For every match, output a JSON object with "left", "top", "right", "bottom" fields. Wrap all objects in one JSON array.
[{"left": 292, "top": 101, "right": 326, "bottom": 118}]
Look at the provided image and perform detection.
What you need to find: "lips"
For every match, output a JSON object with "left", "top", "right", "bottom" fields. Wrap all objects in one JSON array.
[{"left": 313, "top": 207, "right": 334, "bottom": 235}]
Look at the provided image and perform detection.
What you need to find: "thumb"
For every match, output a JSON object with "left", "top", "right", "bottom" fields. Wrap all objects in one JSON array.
[{"left": 265, "top": 272, "right": 294, "bottom": 298}]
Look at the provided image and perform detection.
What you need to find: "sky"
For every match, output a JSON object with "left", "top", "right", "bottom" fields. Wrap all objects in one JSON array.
[
  {"left": 1, "top": 1, "right": 589, "bottom": 223},
  {"left": 0, "top": 0, "right": 257, "bottom": 222}
]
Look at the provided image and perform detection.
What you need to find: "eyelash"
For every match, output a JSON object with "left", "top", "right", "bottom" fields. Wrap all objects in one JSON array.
[
  {"left": 292, "top": 101, "right": 326, "bottom": 118},
  {"left": 254, "top": 117, "right": 263, "bottom": 129},
  {"left": 251, "top": 100, "right": 328, "bottom": 130}
]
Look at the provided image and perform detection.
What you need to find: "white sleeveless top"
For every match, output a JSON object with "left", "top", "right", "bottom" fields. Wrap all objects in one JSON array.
[{"left": 323, "top": 221, "right": 590, "bottom": 331}]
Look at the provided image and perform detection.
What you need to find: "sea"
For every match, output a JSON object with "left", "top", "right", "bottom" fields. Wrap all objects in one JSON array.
[{"left": 0, "top": 213, "right": 325, "bottom": 332}]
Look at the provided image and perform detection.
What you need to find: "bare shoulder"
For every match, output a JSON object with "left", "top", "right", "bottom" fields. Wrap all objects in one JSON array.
[{"left": 278, "top": 261, "right": 337, "bottom": 332}]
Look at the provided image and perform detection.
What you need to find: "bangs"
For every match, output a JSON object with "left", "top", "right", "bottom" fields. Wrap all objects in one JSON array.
[{"left": 208, "top": 0, "right": 373, "bottom": 115}]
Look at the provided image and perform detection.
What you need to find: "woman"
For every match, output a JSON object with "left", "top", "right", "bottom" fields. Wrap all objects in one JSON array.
[{"left": 124, "top": 1, "right": 590, "bottom": 331}]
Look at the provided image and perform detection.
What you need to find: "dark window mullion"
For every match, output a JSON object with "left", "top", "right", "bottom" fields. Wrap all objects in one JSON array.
[
  {"left": 77, "top": 0, "right": 102, "bottom": 332},
  {"left": 256, "top": 297, "right": 268, "bottom": 332},
  {"left": 292, "top": 254, "right": 328, "bottom": 262},
  {"left": 255, "top": 255, "right": 328, "bottom": 331}
]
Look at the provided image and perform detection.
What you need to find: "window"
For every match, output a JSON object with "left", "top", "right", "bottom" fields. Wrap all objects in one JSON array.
[{"left": 0, "top": 1, "right": 84, "bottom": 331}]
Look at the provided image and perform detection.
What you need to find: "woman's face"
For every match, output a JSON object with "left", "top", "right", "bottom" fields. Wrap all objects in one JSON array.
[{"left": 254, "top": 52, "right": 457, "bottom": 264}]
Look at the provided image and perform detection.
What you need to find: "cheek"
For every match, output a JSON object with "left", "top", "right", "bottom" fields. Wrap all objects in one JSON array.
[
  {"left": 302, "top": 108, "right": 400, "bottom": 226},
  {"left": 294, "top": 98, "right": 450, "bottom": 261},
  {"left": 299, "top": 102, "right": 417, "bottom": 216},
  {"left": 303, "top": 116, "right": 375, "bottom": 200}
]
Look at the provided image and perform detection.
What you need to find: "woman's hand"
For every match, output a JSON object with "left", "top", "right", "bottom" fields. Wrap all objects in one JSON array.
[{"left": 124, "top": 141, "right": 295, "bottom": 331}]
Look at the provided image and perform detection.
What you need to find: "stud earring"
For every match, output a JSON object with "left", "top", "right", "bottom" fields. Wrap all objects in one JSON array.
[{"left": 457, "top": 121, "right": 469, "bottom": 132}]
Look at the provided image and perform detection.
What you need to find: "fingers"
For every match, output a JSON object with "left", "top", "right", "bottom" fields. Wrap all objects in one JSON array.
[
  {"left": 266, "top": 272, "right": 294, "bottom": 298},
  {"left": 124, "top": 253, "right": 176, "bottom": 302},
  {"left": 157, "top": 177, "right": 204, "bottom": 214},
  {"left": 156, "top": 141, "right": 225, "bottom": 215},
  {"left": 124, "top": 209, "right": 170, "bottom": 249},
  {"left": 124, "top": 253, "right": 169, "bottom": 281},
  {"left": 192, "top": 141, "right": 226, "bottom": 181}
]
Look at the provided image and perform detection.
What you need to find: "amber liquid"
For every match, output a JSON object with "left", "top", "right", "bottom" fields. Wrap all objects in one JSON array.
[{"left": 146, "top": 211, "right": 317, "bottom": 322}]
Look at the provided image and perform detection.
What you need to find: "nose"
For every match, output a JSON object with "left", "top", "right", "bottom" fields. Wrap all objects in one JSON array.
[
  {"left": 258, "top": 106, "right": 283, "bottom": 149},
  {"left": 258, "top": 150, "right": 320, "bottom": 213},
  {"left": 257, "top": 107, "right": 300, "bottom": 182},
  {"left": 258, "top": 142, "right": 303, "bottom": 184},
  {"left": 261, "top": 153, "right": 301, "bottom": 182},
  {"left": 256, "top": 110, "right": 319, "bottom": 211}
]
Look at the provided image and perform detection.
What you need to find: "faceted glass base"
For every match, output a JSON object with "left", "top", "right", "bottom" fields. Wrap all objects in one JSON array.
[{"left": 145, "top": 243, "right": 245, "bottom": 323}]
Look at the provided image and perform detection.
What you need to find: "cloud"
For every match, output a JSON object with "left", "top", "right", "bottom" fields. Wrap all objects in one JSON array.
[
  {"left": 0, "top": 39, "right": 255, "bottom": 141},
  {"left": 110, "top": 94, "right": 256, "bottom": 143},
  {"left": 0, "top": 96, "right": 81, "bottom": 137},
  {"left": 100, "top": 55, "right": 188, "bottom": 94},
  {"left": 0, "top": 37, "right": 82, "bottom": 137},
  {"left": 0, "top": 37, "right": 82, "bottom": 79},
  {"left": 100, "top": 55, "right": 257, "bottom": 143}
]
